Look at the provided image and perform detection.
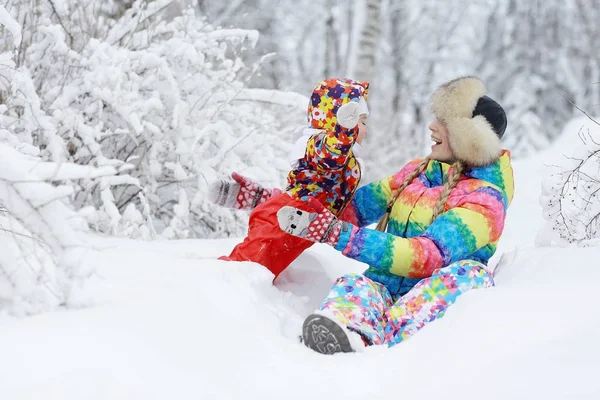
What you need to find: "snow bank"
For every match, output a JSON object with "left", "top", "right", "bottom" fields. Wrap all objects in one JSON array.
[{"left": 0, "top": 231, "right": 599, "bottom": 399}]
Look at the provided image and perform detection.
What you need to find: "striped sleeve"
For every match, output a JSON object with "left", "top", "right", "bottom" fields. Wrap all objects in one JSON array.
[
  {"left": 335, "top": 185, "right": 507, "bottom": 278},
  {"left": 337, "top": 180, "right": 390, "bottom": 226}
]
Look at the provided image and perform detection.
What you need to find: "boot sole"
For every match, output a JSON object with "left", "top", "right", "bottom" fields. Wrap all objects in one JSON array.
[{"left": 302, "top": 313, "right": 353, "bottom": 355}]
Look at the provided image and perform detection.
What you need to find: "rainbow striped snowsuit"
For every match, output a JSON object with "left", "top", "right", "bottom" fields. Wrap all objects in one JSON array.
[{"left": 319, "top": 150, "right": 514, "bottom": 347}]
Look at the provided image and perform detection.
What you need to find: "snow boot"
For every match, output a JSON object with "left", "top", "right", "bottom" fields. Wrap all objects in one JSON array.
[{"left": 302, "top": 313, "right": 354, "bottom": 355}]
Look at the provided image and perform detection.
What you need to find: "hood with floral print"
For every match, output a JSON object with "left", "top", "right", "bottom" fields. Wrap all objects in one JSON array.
[{"left": 307, "top": 78, "right": 369, "bottom": 131}]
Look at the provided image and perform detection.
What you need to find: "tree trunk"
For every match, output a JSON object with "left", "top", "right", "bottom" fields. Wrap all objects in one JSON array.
[{"left": 351, "top": 0, "right": 381, "bottom": 82}]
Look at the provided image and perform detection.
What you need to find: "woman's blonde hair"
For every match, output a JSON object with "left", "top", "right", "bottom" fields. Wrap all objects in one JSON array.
[{"left": 375, "top": 159, "right": 465, "bottom": 232}]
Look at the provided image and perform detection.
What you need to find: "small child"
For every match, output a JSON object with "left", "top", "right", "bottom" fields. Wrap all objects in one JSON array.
[{"left": 210, "top": 78, "right": 369, "bottom": 279}]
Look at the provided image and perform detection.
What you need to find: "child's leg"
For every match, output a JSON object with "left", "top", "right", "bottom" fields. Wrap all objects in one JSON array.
[
  {"left": 223, "top": 193, "right": 314, "bottom": 279},
  {"left": 317, "top": 273, "right": 394, "bottom": 345},
  {"left": 382, "top": 260, "right": 495, "bottom": 347}
]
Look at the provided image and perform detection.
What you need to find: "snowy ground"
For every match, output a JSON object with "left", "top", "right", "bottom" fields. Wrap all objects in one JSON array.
[{"left": 2, "top": 131, "right": 600, "bottom": 399}]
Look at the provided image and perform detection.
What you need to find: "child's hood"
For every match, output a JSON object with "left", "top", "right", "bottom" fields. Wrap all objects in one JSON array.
[{"left": 307, "top": 78, "right": 369, "bottom": 131}]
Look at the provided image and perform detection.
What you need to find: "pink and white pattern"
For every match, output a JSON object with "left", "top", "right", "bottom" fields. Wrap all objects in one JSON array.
[
  {"left": 277, "top": 197, "right": 343, "bottom": 246},
  {"left": 304, "top": 211, "right": 342, "bottom": 245},
  {"left": 208, "top": 172, "right": 280, "bottom": 211}
]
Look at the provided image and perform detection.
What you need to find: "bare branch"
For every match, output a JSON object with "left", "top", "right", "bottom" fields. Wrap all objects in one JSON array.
[
  {"left": 46, "top": 0, "right": 75, "bottom": 47},
  {"left": 560, "top": 92, "right": 600, "bottom": 126}
]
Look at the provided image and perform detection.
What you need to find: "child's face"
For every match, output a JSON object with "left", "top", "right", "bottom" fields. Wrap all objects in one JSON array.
[{"left": 357, "top": 115, "right": 368, "bottom": 144}]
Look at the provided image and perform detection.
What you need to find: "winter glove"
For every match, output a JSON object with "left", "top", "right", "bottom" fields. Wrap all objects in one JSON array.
[
  {"left": 208, "top": 172, "right": 281, "bottom": 210},
  {"left": 336, "top": 101, "right": 361, "bottom": 129},
  {"left": 277, "top": 197, "right": 345, "bottom": 247}
]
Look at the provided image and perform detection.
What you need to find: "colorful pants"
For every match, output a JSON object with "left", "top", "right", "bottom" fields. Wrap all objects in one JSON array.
[
  {"left": 318, "top": 260, "right": 494, "bottom": 347},
  {"left": 222, "top": 193, "right": 314, "bottom": 280}
]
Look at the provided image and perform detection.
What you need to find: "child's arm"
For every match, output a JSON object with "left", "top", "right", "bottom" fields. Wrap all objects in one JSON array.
[
  {"left": 306, "top": 101, "right": 361, "bottom": 171},
  {"left": 208, "top": 102, "right": 362, "bottom": 211}
]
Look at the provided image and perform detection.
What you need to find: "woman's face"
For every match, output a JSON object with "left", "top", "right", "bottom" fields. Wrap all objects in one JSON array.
[
  {"left": 356, "top": 115, "right": 368, "bottom": 144},
  {"left": 428, "top": 119, "right": 455, "bottom": 163}
]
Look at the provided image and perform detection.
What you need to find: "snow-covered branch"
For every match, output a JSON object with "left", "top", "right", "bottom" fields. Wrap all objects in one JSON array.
[
  {"left": 0, "top": 143, "right": 98, "bottom": 316},
  {"left": 0, "top": 1, "right": 304, "bottom": 242},
  {"left": 234, "top": 88, "right": 308, "bottom": 109},
  {"left": 538, "top": 115, "right": 600, "bottom": 247}
]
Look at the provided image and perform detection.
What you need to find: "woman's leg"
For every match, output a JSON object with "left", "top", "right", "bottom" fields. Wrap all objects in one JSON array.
[
  {"left": 382, "top": 260, "right": 495, "bottom": 347},
  {"left": 315, "top": 273, "right": 394, "bottom": 346}
]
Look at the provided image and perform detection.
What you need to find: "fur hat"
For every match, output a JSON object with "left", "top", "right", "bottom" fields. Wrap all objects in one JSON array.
[{"left": 430, "top": 76, "right": 507, "bottom": 166}]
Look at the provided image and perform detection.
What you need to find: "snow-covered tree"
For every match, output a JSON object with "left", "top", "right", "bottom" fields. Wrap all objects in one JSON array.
[
  {"left": 475, "top": 0, "right": 579, "bottom": 157},
  {"left": 0, "top": 5, "right": 125, "bottom": 315},
  {"left": 0, "top": 0, "right": 305, "bottom": 241},
  {"left": 346, "top": 0, "right": 382, "bottom": 83},
  {"left": 538, "top": 115, "right": 600, "bottom": 247},
  {"left": 198, "top": 0, "right": 600, "bottom": 178}
]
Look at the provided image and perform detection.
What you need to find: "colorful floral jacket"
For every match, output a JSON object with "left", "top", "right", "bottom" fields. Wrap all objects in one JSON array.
[
  {"left": 286, "top": 78, "right": 368, "bottom": 216},
  {"left": 338, "top": 150, "right": 515, "bottom": 298}
]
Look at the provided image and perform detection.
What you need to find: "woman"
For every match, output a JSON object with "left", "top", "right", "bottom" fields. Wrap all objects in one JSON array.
[{"left": 276, "top": 76, "right": 514, "bottom": 354}]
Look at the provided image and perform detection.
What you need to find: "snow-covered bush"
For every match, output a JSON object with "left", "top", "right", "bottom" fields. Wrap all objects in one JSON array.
[
  {"left": 0, "top": 4, "right": 119, "bottom": 315},
  {"left": 0, "top": 0, "right": 305, "bottom": 241},
  {"left": 538, "top": 116, "right": 600, "bottom": 247},
  {"left": 0, "top": 1, "right": 306, "bottom": 314},
  {"left": 0, "top": 142, "right": 127, "bottom": 316}
]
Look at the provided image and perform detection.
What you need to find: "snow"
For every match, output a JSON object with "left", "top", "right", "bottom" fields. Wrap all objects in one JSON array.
[
  {"left": 0, "top": 5, "right": 22, "bottom": 48},
  {"left": 1, "top": 122, "right": 600, "bottom": 399},
  {"left": 234, "top": 88, "right": 309, "bottom": 109},
  {"left": 208, "top": 29, "right": 260, "bottom": 48}
]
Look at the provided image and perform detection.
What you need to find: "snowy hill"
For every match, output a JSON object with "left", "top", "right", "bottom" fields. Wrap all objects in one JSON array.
[{"left": 2, "top": 119, "right": 600, "bottom": 399}]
